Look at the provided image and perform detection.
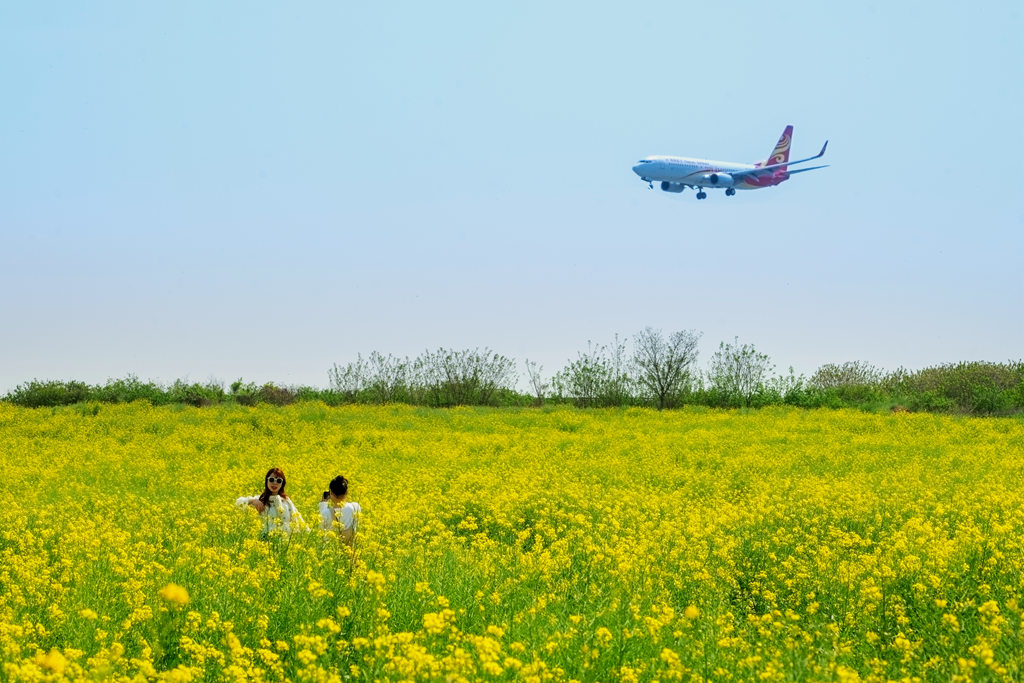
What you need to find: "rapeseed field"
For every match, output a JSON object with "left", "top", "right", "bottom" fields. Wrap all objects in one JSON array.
[{"left": 1, "top": 402, "right": 1022, "bottom": 682}]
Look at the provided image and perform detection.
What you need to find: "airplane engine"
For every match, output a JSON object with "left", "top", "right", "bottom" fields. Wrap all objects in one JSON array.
[
  {"left": 660, "top": 181, "right": 686, "bottom": 193},
  {"left": 705, "top": 173, "right": 735, "bottom": 187}
]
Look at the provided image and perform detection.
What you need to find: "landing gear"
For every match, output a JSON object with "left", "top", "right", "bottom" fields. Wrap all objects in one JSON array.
[
  {"left": 696, "top": 190, "right": 707, "bottom": 200},
  {"left": 725, "top": 188, "right": 736, "bottom": 196},
  {"left": 648, "top": 181, "right": 653, "bottom": 189}
]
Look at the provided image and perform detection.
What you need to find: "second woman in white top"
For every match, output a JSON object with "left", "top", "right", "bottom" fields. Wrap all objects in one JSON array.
[{"left": 319, "top": 475, "right": 361, "bottom": 546}]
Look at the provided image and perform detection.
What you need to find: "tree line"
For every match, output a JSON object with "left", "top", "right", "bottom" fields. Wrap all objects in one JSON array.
[{"left": 4, "top": 328, "right": 1023, "bottom": 415}]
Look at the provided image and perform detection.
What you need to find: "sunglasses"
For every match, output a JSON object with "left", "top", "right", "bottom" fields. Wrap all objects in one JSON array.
[{"left": 267, "top": 477, "right": 284, "bottom": 484}]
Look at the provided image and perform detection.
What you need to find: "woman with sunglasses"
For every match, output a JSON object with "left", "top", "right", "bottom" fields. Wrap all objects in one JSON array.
[{"left": 235, "top": 467, "right": 307, "bottom": 535}]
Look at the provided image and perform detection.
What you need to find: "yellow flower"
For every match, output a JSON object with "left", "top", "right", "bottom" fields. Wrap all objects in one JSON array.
[
  {"left": 979, "top": 600, "right": 1000, "bottom": 616},
  {"left": 4, "top": 403, "right": 1024, "bottom": 681},
  {"left": 365, "top": 570, "right": 386, "bottom": 592},
  {"left": 158, "top": 583, "right": 190, "bottom": 607},
  {"left": 35, "top": 648, "right": 67, "bottom": 674}
]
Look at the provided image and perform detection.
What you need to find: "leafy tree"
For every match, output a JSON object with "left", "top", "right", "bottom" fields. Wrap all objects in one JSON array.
[
  {"left": 366, "top": 351, "right": 410, "bottom": 405},
  {"left": 328, "top": 355, "right": 370, "bottom": 403},
  {"left": 553, "top": 338, "right": 634, "bottom": 408},
  {"left": 706, "top": 337, "right": 775, "bottom": 407}
]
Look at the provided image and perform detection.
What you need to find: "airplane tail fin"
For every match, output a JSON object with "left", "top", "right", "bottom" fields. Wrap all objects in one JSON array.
[{"left": 765, "top": 125, "right": 793, "bottom": 170}]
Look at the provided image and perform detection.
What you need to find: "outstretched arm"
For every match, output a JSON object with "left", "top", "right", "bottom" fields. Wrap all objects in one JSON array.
[{"left": 236, "top": 496, "right": 266, "bottom": 512}]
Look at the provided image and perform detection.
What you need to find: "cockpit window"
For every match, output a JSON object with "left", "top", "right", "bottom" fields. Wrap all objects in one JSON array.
[{"left": 636, "top": 159, "right": 652, "bottom": 164}]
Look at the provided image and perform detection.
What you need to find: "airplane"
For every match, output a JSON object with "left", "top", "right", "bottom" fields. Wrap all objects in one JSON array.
[{"left": 632, "top": 125, "right": 828, "bottom": 199}]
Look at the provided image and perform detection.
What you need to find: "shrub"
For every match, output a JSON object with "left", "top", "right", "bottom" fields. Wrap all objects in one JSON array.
[
  {"left": 892, "top": 361, "right": 1023, "bottom": 415},
  {"left": 92, "top": 375, "right": 167, "bottom": 404},
  {"left": 255, "top": 383, "right": 298, "bottom": 406},
  {"left": 230, "top": 379, "right": 260, "bottom": 406},
  {"left": 169, "top": 380, "right": 225, "bottom": 407},
  {"left": 810, "top": 361, "right": 884, "bottom": 390},
  {"left": 296, "top": 386, "right": 347, "bottom": 406},
  {"left": 5, "top": 380, "right": 91, "bottom": 407}
]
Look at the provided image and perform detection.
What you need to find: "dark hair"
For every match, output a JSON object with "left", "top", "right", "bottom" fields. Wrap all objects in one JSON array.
[
  {"left": 259, "top": 467, "right": 289, "bottom": 508},
  {"left": 328, "top": 475, "right": 349, "bottom": 498}
]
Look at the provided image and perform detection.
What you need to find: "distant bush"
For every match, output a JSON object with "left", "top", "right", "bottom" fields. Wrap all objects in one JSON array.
[
  {"left": 257, "top": 383, "right": 298, "bottom": 406},
  {"left": 169, "top": 380, "right": 226, "bottom": 407},
  {"left": 809, "top": 361, "right": 885, "bottom": 405},
  {"left": 5, "top": 380, "right": 90, "bottom": 407},
  {"left": 230, "top": 379, "right": 302, "bottom": 406},
  {"left": 782, "top": 386, "right": 843, "bottom": 410},
  {"left": 92, "top": 375, "right": 169, "bottom": 405},
  {"left": 810, "top": 361, "right": 884, "bottom": 390},
  {"left": 295, "top": 386, "right": 348, "bottom": 406},
  {"left": 888, "top": 361, "right": 1024, "bottom": 415}
]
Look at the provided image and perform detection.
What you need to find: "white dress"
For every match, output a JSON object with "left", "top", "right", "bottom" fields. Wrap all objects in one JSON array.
[{"left": 236, "top": 495, "right": 307, "bottom": 534}]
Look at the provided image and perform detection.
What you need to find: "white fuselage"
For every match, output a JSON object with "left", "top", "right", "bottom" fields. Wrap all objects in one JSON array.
[{"left": 632, "top": 156, "right": 759, "bottom": 189}]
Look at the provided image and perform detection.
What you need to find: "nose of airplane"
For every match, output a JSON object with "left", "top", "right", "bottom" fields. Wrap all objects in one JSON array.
[{"left": 631, "top": 163, "right": 645, "bottom": 176}]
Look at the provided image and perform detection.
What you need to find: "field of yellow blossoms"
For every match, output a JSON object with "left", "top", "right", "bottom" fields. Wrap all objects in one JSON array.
[{"left": 1, "top": 402, "right": 1022, "bottom": 682}]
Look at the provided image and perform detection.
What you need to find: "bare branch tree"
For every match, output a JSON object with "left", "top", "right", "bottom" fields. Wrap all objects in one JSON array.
[
  {"left": 524, "top": 359, "right": 549, "bottom": 406},
  {"left": 632, "top": 327, "right": 701, "bottom": 409},
  {"left": 417, "top": 348, "right": 517, "bottom": 406}
]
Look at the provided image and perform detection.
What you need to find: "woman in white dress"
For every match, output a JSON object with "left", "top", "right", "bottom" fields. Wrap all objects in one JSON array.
[
  {"left": 236, "top": 467, "right": 307, "bottom": 536},
  {"left": 319, "top": 475, "right": 361, "bottom": 546}
]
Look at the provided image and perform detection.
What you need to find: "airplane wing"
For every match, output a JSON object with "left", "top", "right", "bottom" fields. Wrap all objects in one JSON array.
[
  {"left": 730, "top": 140, "right": 829, "bottom": 180},
  {"left": 784, "top": 165, "right": 829, "bottom": 175}
]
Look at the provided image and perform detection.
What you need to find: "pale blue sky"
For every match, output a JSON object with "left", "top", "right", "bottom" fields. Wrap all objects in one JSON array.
[{"left": 2, "top": 1, "right": 1021, "bottom": 393}]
